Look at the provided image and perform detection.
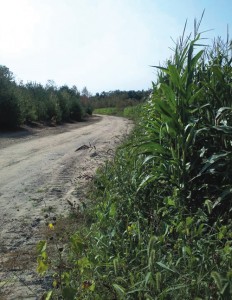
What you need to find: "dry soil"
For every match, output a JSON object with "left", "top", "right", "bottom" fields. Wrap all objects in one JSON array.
[{"left": 0, "top": 115, "right": 133, "bottom": 299}]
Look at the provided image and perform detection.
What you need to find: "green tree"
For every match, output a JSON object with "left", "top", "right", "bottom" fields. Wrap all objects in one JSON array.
[{"left": 0, "top": 65, "right": 22, "bottom": 128}]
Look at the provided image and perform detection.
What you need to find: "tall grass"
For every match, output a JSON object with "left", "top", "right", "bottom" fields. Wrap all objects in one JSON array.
[{"left": 38, "top": 20, "right": 232, "bottom": 299}]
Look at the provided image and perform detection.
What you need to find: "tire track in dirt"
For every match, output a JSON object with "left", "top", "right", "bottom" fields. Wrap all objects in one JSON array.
[{"left": 0, "top": 115, "right": 133, "bottom": 299}]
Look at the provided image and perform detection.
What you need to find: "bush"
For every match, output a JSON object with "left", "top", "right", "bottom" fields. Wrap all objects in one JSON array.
[
  {"left": 0, "top": 91, "right": 22, "bottom": 128},
  {"left": 46, "top": 93, "right": 62, "bottom": 124},
  {"left": 85, "top": 105, "right": 93, "bottom": 115},
  {"left": 70, "top": 98, "right": 84, "bottom": 121}
]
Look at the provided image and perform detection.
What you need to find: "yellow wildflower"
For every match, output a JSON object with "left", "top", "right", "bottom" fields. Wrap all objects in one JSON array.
[{"left": 48, "top": 223, "right": 54, "bottom": 230}]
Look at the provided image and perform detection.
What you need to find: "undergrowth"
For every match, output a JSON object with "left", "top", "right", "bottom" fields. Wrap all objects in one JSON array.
[{"left": 37, "top": 16, "right": 232, "bottom": 299}]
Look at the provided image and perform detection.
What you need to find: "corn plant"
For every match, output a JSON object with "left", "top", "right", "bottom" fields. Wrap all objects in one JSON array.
[{"left": 37, "top": 17, "right": 232, "bottom": 299}]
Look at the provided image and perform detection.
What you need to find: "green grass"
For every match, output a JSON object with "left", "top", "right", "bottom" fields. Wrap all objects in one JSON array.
[
  {"left": 93, "top": 107, "right": 118, "bottom": 115},
  {"left": 94, "top": 105, "right": 142, "bottom": 121}
]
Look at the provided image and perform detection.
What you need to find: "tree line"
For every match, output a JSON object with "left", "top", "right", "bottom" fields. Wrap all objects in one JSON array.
[
  {"left": 88, "top": 89, "right": 150, "bottom": 110},
  {"left": 0, "top": 65, "right": 149, "bottom": 129},
  {"left": 0, "top": 66, "right": 93, "bottom": 129}
]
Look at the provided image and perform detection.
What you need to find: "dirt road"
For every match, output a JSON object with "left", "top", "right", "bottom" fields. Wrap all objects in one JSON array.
[{"left": 0, "top": 115, "right": 133, "bottom": 299}]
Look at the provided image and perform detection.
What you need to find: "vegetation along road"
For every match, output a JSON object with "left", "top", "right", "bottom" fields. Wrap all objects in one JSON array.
[{"left": 0, "top": 115, "right": 133, "bottom": 299}]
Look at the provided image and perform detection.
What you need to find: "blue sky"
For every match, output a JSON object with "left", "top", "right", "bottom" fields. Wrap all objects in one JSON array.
[{"left": 0, "top": 0, "right": 231, "bottom": 94}]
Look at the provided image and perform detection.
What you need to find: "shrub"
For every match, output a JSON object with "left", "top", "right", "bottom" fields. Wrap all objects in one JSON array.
[
  {"left": 70, "top": 98, "right": 84, "bottom": 121},
  {"left": 46, "top": 93, "right": 62, "bottom": 124},
  {"left": 0, "top": 91, "right": 22, "bottom": 128}
]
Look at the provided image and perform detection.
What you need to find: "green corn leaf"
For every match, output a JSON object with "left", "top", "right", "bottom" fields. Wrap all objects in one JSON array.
[
  {"left": 184, "top": 122, "right": 198, "bottom": 149},
  {"left": 179, "top": 44, "right": 189, "bottom": 67},
  {"left": 155, "top": 100, "right": 180, "bottom": 133},
  {"left": 199, "top": 152, "right": 229, "bottom": 175},
  {"left": 137, "top": 142, "right": 166, "bottom": 155},
  {"left": 151, "top": 65, "right": 169, "bottom": 73},
  {"left": 167, "top": 120, "right": 179, "bottom": 135},
  {"left": 191, "top": 50, "right": 204, "bottom": 69},
  {"left": 156, "top": 99, "right": 174, "bottom": 119},
  {"left": 168, "top": 64, "right": 182, "bottom": 89},
  {"left": 211, "top": 65, "right": 223, "bottom": 80},
  {"left": 142, "top": 155, "right": 156, "bottom": 165},
  {"left": 158, "top": 83, "right": 176, "bottom": 107},
  {"left": 193, "top": 43, "right": 207, "bottom": 47},
  {"left": 138, "top": 174, "right": 156, "bottom": 191},
  {"left": 188, "top": 87, "right": 203, "bottom": 104}
]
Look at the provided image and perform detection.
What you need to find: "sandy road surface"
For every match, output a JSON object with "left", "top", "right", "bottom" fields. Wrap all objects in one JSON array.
[{"left": 0, "top": 115, "right": 133, "bottom": 299}]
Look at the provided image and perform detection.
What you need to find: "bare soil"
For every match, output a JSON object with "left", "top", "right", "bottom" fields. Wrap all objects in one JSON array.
[{"left": 0, "top": 115, "right": 133, "bottom": 299}]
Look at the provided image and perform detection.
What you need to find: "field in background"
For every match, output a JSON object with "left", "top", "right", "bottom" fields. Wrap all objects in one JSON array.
[{"left": 94, "top": 105, "right": 142, "bottom": 121}]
